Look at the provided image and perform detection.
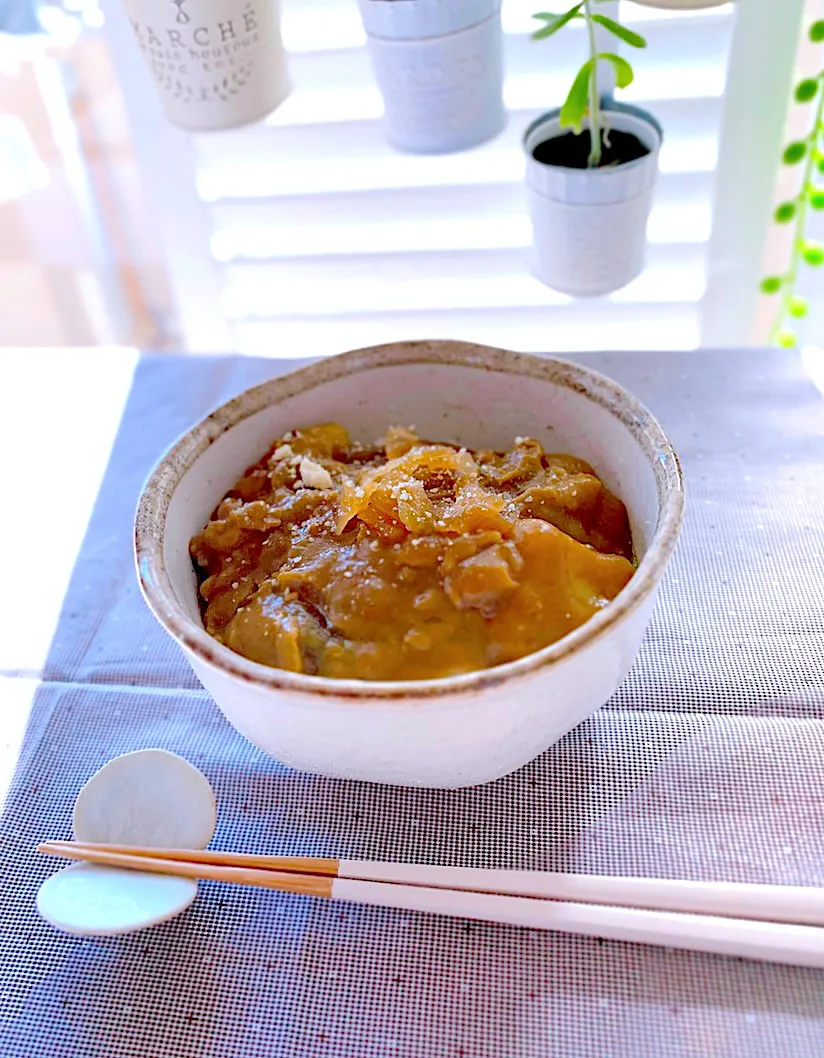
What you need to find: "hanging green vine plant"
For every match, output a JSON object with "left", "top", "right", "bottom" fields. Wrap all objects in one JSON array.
[{"left": 760, "top": 18, "right": 824, "bottom": 348}]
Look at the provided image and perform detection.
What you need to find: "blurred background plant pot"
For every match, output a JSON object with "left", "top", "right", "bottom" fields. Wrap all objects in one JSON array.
[
  {"left": 358, "top": 0, "right": 505, "bottom": 154},
  {"left": 630, "top": 0, "right": 729, "bottom": 8},
  {"left": 524, "top": 102, "right": 662, "bottom": 297},
  {"left": 121, "top": 0, "right": 291, "bottom": 131}
]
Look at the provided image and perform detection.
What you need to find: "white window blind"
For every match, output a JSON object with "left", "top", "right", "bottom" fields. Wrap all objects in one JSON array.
[{"left": 186, "top": 0, "right": 736, "bottom": 358}]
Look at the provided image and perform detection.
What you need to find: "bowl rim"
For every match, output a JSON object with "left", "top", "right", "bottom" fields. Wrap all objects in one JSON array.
[{"left": 135, "top": 340, "right": 685, "bottom": 701}]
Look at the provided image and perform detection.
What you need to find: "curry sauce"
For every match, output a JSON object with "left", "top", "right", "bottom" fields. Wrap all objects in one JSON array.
[{"left": 190, "top": 424, "right": 635, "bottom": 681}]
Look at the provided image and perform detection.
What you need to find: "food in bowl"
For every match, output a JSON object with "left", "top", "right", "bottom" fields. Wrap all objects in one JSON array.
[
  {"left": 190, "top": 422, "right": 635, "bottom": 681},
  {"left": 138, "top": 341, "right": 684, "bottom": 787}
]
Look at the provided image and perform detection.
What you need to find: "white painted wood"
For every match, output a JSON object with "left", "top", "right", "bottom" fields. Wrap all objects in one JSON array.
[
  {"left": 101, "top": 0, "right": 231, "bottom": 351},
  {"left": 195, "top": 97, "right": 722, "bottom": 201},
  {"left": 232, "top": 304, "right": 701, "bottom": 357},
  {"left": 222, "top": 243, "right": 706, "bottom": 317},
  {"left": 209, "top": 170, "right": 714, "bottom": 258},
  {"left": 700, "top": 0, "right": 807, "bottom": 346},
  {"left": 31, "top": 57, "right": 131, "bottom": 344}
]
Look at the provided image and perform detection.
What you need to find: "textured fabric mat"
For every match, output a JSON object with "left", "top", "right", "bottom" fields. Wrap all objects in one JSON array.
[{"left": 2, "top": 350, "right": 823, "bottom": 1056}]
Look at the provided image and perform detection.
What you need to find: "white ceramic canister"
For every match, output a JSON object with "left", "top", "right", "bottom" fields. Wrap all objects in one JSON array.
[
  {"left": 358, "top": 0, "right": 506, "bottom": 154},
  {"left": 523, "top": 104, "right": 662, "bottom": 297},
  {"left": 122, "top": 0, "right": 291, "bottom": 132}
]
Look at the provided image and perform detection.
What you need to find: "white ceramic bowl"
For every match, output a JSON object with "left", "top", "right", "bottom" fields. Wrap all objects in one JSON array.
[{"left": 136, "top": 341, "right": 684, "bottom": 788}]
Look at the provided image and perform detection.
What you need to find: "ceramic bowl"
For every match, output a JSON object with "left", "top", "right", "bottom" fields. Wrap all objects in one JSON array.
[{"left": 136, "top": 341, "right": 684, "bottom": 788}]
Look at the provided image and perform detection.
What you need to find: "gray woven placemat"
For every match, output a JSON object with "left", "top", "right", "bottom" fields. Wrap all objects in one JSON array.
[{"left": 2, "top": 350, "right": 823, "bottom": 1057}]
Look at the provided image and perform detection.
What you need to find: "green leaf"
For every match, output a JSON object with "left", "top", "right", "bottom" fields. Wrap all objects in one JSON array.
[
  {"left": 802, "top": 241, "right": 824, "bottom": 266},
  {"left": 760, "top": 276, "right": 783, "bottom": 294},
  {"left": 783, "top": 141, "right": 807, "bottom": 165},
  {"left": 794, "top": 78, "right": 820, "bottom": 103},
  {"left": 774, "top": 202, "right": 796, "bottom": 223},
  {"left": 810, "top": 189, "right": 824, "bottom": 210},
  {"left": 590, "top": 14, "right": 647, "bottom": 48},
  {"left": 532, "top": 6, "right": 583, "bottom": 39},
  {"left": 788, "top": 296, "right": 809, "bottom": 319},
  {"left": 819, "top": 157, "right": 824, "bottom": 175},
  {"left": 598, "top": 52, "right": 634, "bottom": 90},
  {"left": 809, "top": 20, "right": 824, "bottom": 42},
  {"left": 776, "top": 331, "right": 798, "bottom": 349},
  {"left": 560, "top": 60, "right": 594, "bottom": 131}
]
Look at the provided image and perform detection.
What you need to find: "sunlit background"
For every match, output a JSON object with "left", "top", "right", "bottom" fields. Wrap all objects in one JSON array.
[
  {"left": 2, "top": 0, "right": 744, "bottom": 354},
  {"left": 1, "top": 0, "right": 823, "bottom": 805}
]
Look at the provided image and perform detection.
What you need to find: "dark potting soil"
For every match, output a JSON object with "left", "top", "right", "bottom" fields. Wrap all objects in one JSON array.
[{"left": 532, "top": 129, "right": 649, "bottom": 170}]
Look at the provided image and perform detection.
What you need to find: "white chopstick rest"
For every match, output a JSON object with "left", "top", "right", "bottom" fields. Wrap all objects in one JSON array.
[
  {"left": 38, "top": 750, "right": 217, "bottom": 937},
  {"left": 37, "top": 863, "right": 198, "bottom": 937},
  {"left": 73, "top": 749, "right": 217, "bottom": 849}
]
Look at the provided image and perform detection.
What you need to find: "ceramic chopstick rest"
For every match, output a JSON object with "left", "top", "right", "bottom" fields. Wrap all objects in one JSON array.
[
  {"left": 72, "top": 748, "right": 216, "bottom": 848},
  {"left": 37, "top": 864, "right": 199, "bottom": 937},
  {"left": 37, "top": 750, "right": 217, "bottom": 936}
]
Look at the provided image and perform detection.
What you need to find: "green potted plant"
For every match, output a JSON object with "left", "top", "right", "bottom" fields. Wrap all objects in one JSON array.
[
  {"left": 760, "top": 18, "right": 824, "bottom": 347},
  {"left": 524, "top": 1, "right": 661, "bottom": 295}
]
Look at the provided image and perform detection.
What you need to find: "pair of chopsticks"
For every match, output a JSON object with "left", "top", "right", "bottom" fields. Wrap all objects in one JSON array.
[{"left": 38, "top": 841, "right": 824, "bottom": 969}]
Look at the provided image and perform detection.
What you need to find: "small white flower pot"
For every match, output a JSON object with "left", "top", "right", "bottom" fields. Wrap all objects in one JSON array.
[
  {"left": 122, "top": 0, "right": 291, "bottom": 132},
  {"left": 524, "top": 104, "right": 662, "bottom": 297},
  {"left": 358, "top": 0, "right": 506, "bottom": 154},
  {"left": 631, "top": 0, "right": 730, "bottom": 8}
]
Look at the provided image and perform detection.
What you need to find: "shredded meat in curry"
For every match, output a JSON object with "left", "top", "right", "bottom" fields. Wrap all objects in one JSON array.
[{"left": 190, "top": 423, "right": 634, "bottom": 681}]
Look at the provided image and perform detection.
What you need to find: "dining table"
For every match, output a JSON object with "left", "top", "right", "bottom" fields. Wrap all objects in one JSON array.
[{"left": 1, "top": 345, "right": 823, "bottom": 1057}]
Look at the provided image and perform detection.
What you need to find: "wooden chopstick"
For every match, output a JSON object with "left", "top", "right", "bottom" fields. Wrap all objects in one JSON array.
[
  {"left": 39, "top": 841, "right": 824, "bottom": 927},
  {"left": 38, "top": 842, "right": 334, "bottom": 897},
  {"left": 36, "top": 841, "right": 824, "bottom": 969},
  {"left": 39, "top": 841, "right": 338, "bottom": 875}
]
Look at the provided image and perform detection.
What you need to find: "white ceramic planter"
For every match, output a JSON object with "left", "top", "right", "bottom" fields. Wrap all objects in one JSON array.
[
  {"left": 524, "top": 105, "right": 662, "bottom": 297},
  {"left": 631, "top": 1, "right": 729, "bottom": 8},
  {"left": 136, "top": 341, "right": 684, "bottom": 789},
  {"left": 358, "top": 0, "right": 505, "bottom": 154},
  {"left": 122, "top": 0, "right": 291, "bottom": 132}
]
